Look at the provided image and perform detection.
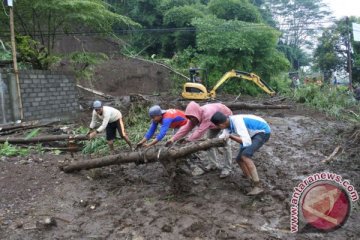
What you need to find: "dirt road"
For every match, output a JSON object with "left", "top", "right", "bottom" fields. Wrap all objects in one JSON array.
[{"left": 0, "top": 105, "right": 359, "bottom": 239}]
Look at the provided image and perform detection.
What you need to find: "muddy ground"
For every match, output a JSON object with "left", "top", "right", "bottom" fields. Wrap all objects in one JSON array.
[{"left": 0, "top": 100, "right": 359, "bottom": 240}]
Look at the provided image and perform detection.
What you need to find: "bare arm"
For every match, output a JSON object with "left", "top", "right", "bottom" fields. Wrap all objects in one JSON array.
[{"left": 229, "top": 134, "right": 243, "bottom": 144}]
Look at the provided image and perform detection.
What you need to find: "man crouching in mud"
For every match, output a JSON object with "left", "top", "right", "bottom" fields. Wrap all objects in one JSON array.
[
  {"left": 211, "top": 111, "right": 271, "bottom": 195},
  {"left": 166, "top": 101, "right": 233, "bottom": 178}
]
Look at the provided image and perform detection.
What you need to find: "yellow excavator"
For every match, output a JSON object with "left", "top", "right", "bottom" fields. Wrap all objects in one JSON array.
[{"left": 182, "top": 68, "right": 276, "bottom": 100}]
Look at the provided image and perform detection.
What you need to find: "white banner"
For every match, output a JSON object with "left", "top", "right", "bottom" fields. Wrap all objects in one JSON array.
[{"left": 353, "top": 23, "right": 360, "bottom": 42}]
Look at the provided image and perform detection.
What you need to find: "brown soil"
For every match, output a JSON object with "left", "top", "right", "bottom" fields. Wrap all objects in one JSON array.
[
  {"left": 91, "top": 56, "right": 172, "bottom": 96},
  {"left": 54, "top": 36, "right": 174, "bottom": 97},
  {"left": 1, "top": 99, "right": 359, "bottom": 240}
]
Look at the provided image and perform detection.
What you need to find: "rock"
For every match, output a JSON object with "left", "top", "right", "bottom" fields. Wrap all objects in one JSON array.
[
  {"left": 191, "top": 166, "right": 205, "bottom": 176},
  {"left": 15, "top": 222, "right": 23, "bottom": 229},
  {"left": 78, "top": 199, "right": 88, "bottom": 208},
  {"left": 161, "top": 224, "right": 172, "bottom": 233},
  {"left": 19, "top": 160, "right": 29, "bottom": 165},
  {"left": 216, "top": 228, "right": 229, "bottom": 239},
  {"left": 23, "top": 222, "right": 37, "bottom": 230},
  {"left": 43, "top": 217, "right": 57, "bottom": 227},
  {"left": 261, "top": 206, "right": 276, "bottom": 214},
  {"left": 271, "top": 190, "right": 286, "bottom": 201},
  {"left": 272, "top": 113, "right": 284, "bottom": 118},
  {"left": 35, "top": 217, "right": 57, "bottom": 229}
]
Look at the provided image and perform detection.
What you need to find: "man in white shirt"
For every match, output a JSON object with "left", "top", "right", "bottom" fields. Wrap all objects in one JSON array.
[{"left": 88, "top": 100, "right": 132, "bottom": 151}]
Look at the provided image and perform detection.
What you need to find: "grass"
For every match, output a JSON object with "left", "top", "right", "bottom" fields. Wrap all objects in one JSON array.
[
  {"left": 0, "top": 141, "right": 29, "bottom": 157},
  {"left": 25, "top": 128, "right": 41, "bottom": 140},
  {"left": 292, "top": 84, "right": 360, "bottom": 122}
]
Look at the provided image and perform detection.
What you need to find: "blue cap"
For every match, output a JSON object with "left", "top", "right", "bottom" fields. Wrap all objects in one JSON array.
[
  {"left": 93, "top": 100, "right": 102, "bottom": 109},
  {"left": 149, "top": 105, "right": 166, "bottom": 117}
]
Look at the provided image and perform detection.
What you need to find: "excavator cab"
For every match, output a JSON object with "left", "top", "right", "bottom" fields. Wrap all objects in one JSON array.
[
  {"left": 182, "top": 68, "right": 210, "bottom": 100},
  {"left": 182, "top": 69, "right": 276, "bottom": 100}
]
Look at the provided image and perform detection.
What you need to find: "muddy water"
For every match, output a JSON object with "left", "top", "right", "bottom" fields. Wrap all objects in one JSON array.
[{"left": 1, "top": 115, "right": 359, "bottom": 239}]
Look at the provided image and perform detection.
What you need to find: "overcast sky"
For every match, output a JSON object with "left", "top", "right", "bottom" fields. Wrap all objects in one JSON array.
[{"left": 323, "top": 0, "right": 360, "bottom": 19}]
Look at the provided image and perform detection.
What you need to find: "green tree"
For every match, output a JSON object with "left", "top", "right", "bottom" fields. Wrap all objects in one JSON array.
[
  {"left": 314, "top": 17, "right": 360, "bottom": 83},
  {"left": 162, "top": 5, "right": 205, "bottom": 55},
  {"left": 262, "top": 0, "right": 331, "bottom": 70},
  {"left": 277, "top": 42, "right": 309, "bottom": 70},
  {"left": 190, "top": 16, "right": 289, "bottom": 84},
  {"left": 0, "top": 0, "right": 139, "bottom": 69},
  {"left": 263, "top": 0, "right": 330, "bottom": 47},
  {"left": 208, "top": 0, "right": 262, "bottom": 23}
]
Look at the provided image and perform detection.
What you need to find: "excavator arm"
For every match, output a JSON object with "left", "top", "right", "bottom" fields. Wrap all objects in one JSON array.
[{"left": 208, "top": 70, "right": 275, "bottom": 98}]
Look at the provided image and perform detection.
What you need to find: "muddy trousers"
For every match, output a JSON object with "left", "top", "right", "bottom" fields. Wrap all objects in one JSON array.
[{"left": 207, "top": 129, "right": 232, "bottom": 171}]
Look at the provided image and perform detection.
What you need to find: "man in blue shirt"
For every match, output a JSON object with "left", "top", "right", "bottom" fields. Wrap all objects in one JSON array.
[
  {"left": 211, "top": 111, "right": 271, "bottom": 195},
  {"left": 136, "top": 105, "right": 188, "bottom": 148}
]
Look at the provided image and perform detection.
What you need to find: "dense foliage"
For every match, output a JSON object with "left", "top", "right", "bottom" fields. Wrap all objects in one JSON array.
[
  {"left": 314, "top": 17, "right": 360, "bottom": 83},
  {"left": 0, "top": 0, "right": 139, "bottom": 69},
  {"left": 1, "top": 0, "right": 359, "bottom": 97}
]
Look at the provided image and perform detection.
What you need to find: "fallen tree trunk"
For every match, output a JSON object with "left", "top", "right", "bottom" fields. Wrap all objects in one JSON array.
[
  {"left": 0, "top": 134, "right": 89, "bottom": 144},
  {"left": 0, "top": 124, "right": 55, "bottom": 136},
  {"left": 76, "top": 84, "right": 114, "bottom": 99},
  {"left": 61, "top": 138, "right": 226, "bottom": 173},
  {"left": 225, "top": 102, "right": 291, "bottom": 110},
  {"left": 0, "top": 120, "right": 42, "bottom": 132},
  {"left": 175, "top": 101, "right": 291, "bottom": 110}
]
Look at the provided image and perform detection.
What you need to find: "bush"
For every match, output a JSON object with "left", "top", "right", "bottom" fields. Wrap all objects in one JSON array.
[
  {"left": 293, "top": 84, "right": 360, "bottom": 121},
  {"left": 268, "top": 74, "right": 292, "bottom": 94},
  {"left": 0, "top": 142, "right": 29, "bottom": 157}
]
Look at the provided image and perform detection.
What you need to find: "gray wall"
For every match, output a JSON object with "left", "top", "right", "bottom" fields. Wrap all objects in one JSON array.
[
  {"left": 0, "top": 70, "right": 78, "bottom": 123},
  {"left": 0, "top": 72, "right": 12, "bottom": 124}
]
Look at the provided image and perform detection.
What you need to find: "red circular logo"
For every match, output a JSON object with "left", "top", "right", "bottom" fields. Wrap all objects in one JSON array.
[{"left": 301, "top": 182, "right": 351, "bottom": 231}]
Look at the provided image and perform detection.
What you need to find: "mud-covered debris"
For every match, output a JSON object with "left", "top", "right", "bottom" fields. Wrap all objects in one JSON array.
[
  {"left": 23, "top": 222, "right": 37, "bottom": 230},
  {"left": 42, "top": 217, "right": 57, "bottom": 227},
  {"left": 78, "top": 199, "right": 88, "bottom": 208},
  {"left": 15, "top": 221, "right": 23, "bottom": 228},
  {"left": 19, "top": 160, "right": 29, "bottom": 165},
  {"left": 215, "top": 228, "right": 232, "bottom": 239},
  {"left": 34, "top": 220, "right": 56, "bottom": 230},
  {"left": 161, "top": 224, "right": 173, "bottom": 233},
  {"left": 191, "top": 166, "right": 205, "bottom": 176},
  {"left": 270, "top": 190, "right": 287, "bottom": 201},
  {"left": 88, "top": 201, "right": 100, "bottom": 210},
  {"left": 261, "top": 206, "right": 276, "bottom": 214}
]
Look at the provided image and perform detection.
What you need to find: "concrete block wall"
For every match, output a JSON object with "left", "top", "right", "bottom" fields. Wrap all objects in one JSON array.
[
  {"left": 0, "top": 72, "right": 12, "bottom": 124},
  {"left": 18, "top": 70, "right": 78, "bottom": 121}
]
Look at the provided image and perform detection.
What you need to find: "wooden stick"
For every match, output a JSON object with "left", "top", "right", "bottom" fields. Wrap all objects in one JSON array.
[{"left": 321, "top": 146, "right": 342, "bottom": 163}]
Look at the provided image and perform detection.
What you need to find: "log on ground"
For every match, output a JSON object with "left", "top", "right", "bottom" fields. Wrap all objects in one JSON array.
[
  {"left": 225, "top": 102, "right": 291, "bottom": 110},
  {"left": 60, "top": 138, "right": 226, "bottom": 173},
  {"left": 0, "top": 134, "right": 89, "bottom": 144},
  {"left": 175, "top": 101, "right": 291, "bottom": 110}
]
